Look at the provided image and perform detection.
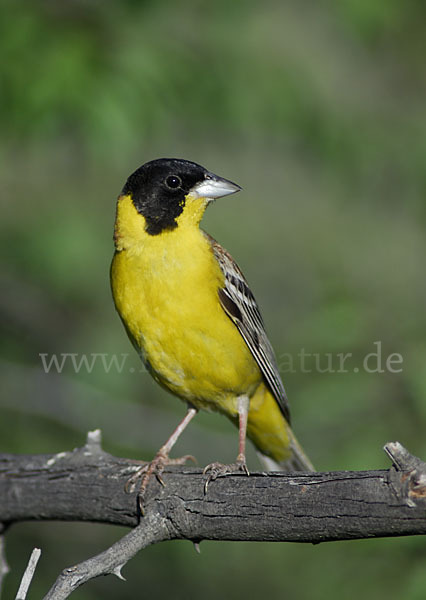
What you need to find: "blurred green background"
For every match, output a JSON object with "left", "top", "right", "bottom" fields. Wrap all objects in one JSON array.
[{"left": 1, "top": 0, "right": 426, "bottom": 598}]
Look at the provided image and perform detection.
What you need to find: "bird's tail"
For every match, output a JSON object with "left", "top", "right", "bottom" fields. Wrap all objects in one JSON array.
[
  {"left": 257, "top": 425, "right": 315, "bottom": 472},
  {"left": 246, "top": 382, "right": 315, "bottom": 472}
]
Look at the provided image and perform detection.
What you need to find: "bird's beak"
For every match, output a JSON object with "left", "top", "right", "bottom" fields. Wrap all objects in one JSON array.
[{"left": 190, "top": 172, "right": 242, "bottom": 200}]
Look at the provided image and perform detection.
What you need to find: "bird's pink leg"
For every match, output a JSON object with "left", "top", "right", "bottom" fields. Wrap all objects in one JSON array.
[
  {"left": 204, "top": 395, "right": 250, "bottom": 492},
  {"left": 125, "top": 406, "right": 198, "bottom": 513}
]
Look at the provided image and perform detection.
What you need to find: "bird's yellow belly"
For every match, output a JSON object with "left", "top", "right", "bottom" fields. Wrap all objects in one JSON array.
[{"left": 111, "top": 235, "right": 261, "bottom": 415}]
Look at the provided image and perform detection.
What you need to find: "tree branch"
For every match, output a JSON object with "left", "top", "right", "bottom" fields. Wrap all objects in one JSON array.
[
  {"left": 43, "top": 514, "right": 169, "bottom": 600},
  {"left": 1, "top": 432, "right": 425, "bottom": 598}
]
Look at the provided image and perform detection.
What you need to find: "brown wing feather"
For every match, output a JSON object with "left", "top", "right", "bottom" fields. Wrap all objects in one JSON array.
[{"left": 204, "top": 231, "right": 291, "bottom": 424}]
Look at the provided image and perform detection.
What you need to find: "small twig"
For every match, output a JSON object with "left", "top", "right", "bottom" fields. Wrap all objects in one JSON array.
[
  {"left": 15, "top": 548, "right": 41, "bottom": 600},
  {"left": 43, "top": 513, "right": 170, "bottom": 600}
]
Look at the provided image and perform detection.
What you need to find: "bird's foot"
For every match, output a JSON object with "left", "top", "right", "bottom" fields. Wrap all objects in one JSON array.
[
  {"left": 203, "top": 454, "right": 249, "bottom": 493},
  {"left": 125, "top": 452, "right": 196, "bottom": 514}
]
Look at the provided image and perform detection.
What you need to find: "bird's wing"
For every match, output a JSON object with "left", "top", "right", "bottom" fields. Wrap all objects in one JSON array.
[{"left": 204, "top": 232, "right": 291, "bottom": 423}]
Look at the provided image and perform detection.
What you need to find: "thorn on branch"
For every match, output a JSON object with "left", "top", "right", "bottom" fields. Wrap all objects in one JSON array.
[
  {"left": 193, "top": 542, "right": 201, "bottom": 554},
  {"left": 112, "top": 565, "right": 126, "bottom": 581},
  {"left": 84, "top": 429, "right": 103, "bottom": 454}
]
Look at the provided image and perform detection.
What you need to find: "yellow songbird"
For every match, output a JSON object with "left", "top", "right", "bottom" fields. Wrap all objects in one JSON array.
[{"left": 111, "top": 158, "right": 313, "bottom": 503}]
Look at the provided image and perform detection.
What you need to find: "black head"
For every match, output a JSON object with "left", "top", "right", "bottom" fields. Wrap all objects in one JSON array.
[{"left": 121, "top": 158, "right": 240, "bottom": 235}]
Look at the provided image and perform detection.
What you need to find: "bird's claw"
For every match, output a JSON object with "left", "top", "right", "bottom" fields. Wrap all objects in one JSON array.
[
  {"left": 203, "top": 458, "right": 249, "bottom": 493},
  {"left": 125, "top": 453, "right": 197, "bottom": 515}
]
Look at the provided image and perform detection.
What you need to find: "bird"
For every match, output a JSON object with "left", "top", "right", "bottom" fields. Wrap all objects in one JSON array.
[{"left": 110, "top": 157, "right": 314, "bottom": 507}]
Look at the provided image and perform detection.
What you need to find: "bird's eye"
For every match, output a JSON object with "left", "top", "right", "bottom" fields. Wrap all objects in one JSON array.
[{"left": 165, "top": 175, "right": 182, "bottom": 189}]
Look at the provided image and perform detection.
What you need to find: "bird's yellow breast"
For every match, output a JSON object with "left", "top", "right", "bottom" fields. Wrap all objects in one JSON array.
[{"left": 111, "top": 194, "right": 261, "bottom": 414}]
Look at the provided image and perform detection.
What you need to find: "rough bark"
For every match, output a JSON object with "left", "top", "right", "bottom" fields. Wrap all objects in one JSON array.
[{"left": 1, "top": 435, "right": 425, "bottom": 543}]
